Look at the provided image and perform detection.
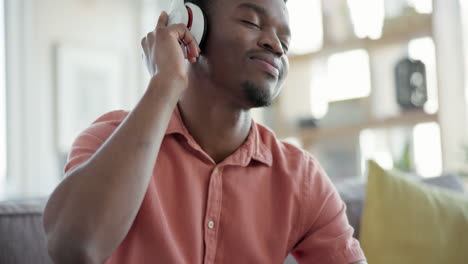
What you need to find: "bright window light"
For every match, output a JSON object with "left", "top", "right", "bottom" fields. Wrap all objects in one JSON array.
[
  {"left": 286, "top": 0, "right": 323, "bottom": 55},
  {"left": 360, "top": 129, "right": 394, "bottom": 173},
  {"left": 0, "top": 0, "right": 6, "bottom": 199},
  {"left": 461, "top": 0, "right": 468, "bottom": 115},
  {"left": 309, "top": 59, "right": 329, "bottom": 119},
  {"left": 327, "top": 49, "right": 371, "bottom": 102},
  {"left": 408, "top": 37, "right": 438, "bottom": 114},
  {"left": 347, "top": 0, "right": 385, "bottom": 39},
  {"left": 413, "top": 122, "right": 442, "bottom": 177},
  {"left": 407, "top": 0, "right": 432, "bottom": 14},
  {"left": 374, "top": 151, "right": 394, "bottom": 170}
]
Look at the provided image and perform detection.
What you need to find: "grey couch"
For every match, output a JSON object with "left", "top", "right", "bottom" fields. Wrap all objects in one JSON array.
[
  {"left": 0, "top": 199, "right": 52, "bottom": 264},
  {"left": 1, "top": 175, "right": 464, "bottom": 264}
]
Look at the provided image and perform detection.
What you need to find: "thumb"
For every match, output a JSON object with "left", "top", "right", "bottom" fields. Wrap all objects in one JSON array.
[{"left": 156, "top": 11, "right": 169, "bottom": 29}]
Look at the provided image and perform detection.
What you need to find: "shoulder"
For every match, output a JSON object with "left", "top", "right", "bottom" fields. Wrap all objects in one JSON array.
[
  {"left": 90, "top": 110, "right": 129, "bottom": 126},
  {"left": 84, "top": 110, "right": 130, "bottom": 139},
  {"left": 70, "top": 110, "right": 129, "bottom": 149},
  {"left": 64, "top": 110, "right": 129, "bottom": 174}
]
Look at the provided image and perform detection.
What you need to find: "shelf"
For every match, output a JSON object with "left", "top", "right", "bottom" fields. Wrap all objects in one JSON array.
[
  {"left": 297, "top": 110, "right": 438, "bottom": 147},
  {"left": 289, "top": 14, "right": 433, "bottom": 59},
  {"left": 281, "top": 12, "right": 438, "bottom": 148}
]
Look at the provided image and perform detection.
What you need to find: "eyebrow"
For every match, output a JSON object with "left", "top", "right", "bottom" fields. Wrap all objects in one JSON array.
[
  {"left": 237, "top": 2, "right": 268, "bottom": 16},
  {"left": 236, "top": 2, "right": 291, "bottom": 38}
]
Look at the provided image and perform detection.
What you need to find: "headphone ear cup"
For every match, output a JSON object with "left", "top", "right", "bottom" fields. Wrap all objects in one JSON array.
[
  {"left": 185, "top": 3, "right": 207, "bottom": 50},
  {"left": 168, "top": 1, "right": 188, "bottom": 26}
]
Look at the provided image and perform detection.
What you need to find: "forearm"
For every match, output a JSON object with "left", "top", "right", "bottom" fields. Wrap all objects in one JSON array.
[{"left": 43, "top": 74, "right": 187, "bottom": 263}]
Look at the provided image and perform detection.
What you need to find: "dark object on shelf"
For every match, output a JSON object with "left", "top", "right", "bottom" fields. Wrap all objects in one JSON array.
[
  {"left": 297, "top": 117, "right": 319, "bottom": 128},
  {"left": 394, "top": 57, "right": 428, "bottom": 109}
]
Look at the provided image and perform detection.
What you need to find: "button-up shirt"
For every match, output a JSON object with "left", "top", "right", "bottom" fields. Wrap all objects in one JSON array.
[{"left": 64, "top": 105, "right": 366, "bottom": 264}]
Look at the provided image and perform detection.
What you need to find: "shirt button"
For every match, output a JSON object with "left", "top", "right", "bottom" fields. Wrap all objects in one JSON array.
[
  {"left": 208, "top": 220, "right": 215, "bottom": 229},
  {"left": 213, "top": 168, "right": 219, "bottom": 174}
]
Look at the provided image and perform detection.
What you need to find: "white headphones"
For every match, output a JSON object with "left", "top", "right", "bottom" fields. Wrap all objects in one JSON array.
[{"left": 168, "top": 0, "right": 207, "bottom": 48}]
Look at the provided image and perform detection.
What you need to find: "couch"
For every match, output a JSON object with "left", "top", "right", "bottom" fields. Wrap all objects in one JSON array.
[{"left": 1, "top": 174, "right": 464, "bottom": 264}]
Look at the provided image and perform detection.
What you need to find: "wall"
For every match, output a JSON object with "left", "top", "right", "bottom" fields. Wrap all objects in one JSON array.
[{"left": 5, "top": 0, "right": 144, "bottom": 198}]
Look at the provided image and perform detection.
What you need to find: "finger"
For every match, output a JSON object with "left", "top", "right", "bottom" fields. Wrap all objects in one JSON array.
[
  {"left": 146, "top": 31, "right": 155, "bottom": 40},
  {"left": 140, "top": 37, "right": 145, "bottom": 50},
  {"left": 179, "top": 32, "right": 197, "bottom": 61},
  {"left": 146, "top": 31, "right": 155, "bottom": 47},
  {"left": 156, "top": 11, "right": 169, "bottom": 29},
  {"left": 168, "top": 24, "right": 200, "bottom": 59},
  {"left": 187, "top": 38, "right": 200, "bottom": 60},
  {"left": 140, "top": 36, "right": 148, "bottom": 57}
]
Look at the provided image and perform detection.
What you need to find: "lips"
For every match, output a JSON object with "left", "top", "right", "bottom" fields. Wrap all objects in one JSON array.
[{"left": 250, "top": 55, "right": 280, "bottom": 78}]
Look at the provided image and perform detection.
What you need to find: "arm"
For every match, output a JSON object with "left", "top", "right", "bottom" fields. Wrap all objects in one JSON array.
[
  {"left": 43, "top": 75, "right": 183, "bottom": 264},
  {"left": 290, "top": 157, "right": 367, "bottom": 264},
  {"left": 42, "top": 12, "right": 200, "bottom": 264}
]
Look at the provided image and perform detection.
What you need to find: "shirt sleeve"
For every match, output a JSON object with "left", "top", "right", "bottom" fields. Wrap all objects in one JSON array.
[
  {"left": 63, "top": 110, "right": 129, "bottom": 175},
  {"left": 290, "top": 156, "right": 366, "bottom": 264}
]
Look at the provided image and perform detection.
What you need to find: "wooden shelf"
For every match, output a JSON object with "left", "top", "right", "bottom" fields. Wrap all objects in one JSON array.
[
  {"left": 289, "top": 14, "right": 433, "bottom": 59},
  {"left": 281, "top": 12, "right": 438, "bottom": 149},
  {"left": 297, "top": 110, "right": 438, "bottom": 147}
]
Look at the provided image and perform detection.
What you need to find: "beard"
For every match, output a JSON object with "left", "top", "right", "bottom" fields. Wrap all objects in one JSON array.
[{"left": 241, "top": 81, "right": 273, "bottom": 108}]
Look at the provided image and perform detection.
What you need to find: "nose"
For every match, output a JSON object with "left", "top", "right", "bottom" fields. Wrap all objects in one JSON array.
[{"left": 258, "top": 30, "right": 285, "bottom": 57}]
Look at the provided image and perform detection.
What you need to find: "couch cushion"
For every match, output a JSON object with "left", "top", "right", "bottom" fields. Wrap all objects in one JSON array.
[
  {"left": 0, "top": 198, "right": 52, "bottom": 264},
  {"left": 336, "top": 172, "right": 465, "bottom": 239},
  {"left": 360, "top": 160, "right": 468, "bottom": 264},
  {"left": 336, "top": 180, "right": 366, "bottom": 239}
]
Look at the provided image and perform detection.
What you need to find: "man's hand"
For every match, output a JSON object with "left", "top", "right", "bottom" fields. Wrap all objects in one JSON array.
[{"left": 141, "top": 11, "right": 201, "bottom": 79}]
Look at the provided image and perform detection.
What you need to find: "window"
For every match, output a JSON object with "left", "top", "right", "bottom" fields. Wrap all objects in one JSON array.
[
  {"left": 309, "top": 58, "right": 329, "bottom": 119},
  {"left": 407, "top": 0, "right": 432, "bottom": 14},
  {"left": 462, "top": 0, "right": 468, "bottom": 112},
  {"left": 286, "top": 0, "right": 323, "bottom": 55},
  {"left": 347, "top": 0, "right": 432, "bottom": 40},
  {"left": 0, "top": 0, "right": 6, "bottom": 198},
  {"left": 408, "top": 37, "right": 438, "bottom": 114},
  {"left": 327, "top": 49, "right": 372, "bottom": 102},
  {"left": 359, "top": 122, "right": 442, "bottom": 178},
  {"left": 360, "top": 128, "right": 397, "bottom": 171},
  {"left": 413, "top": 122, "right": 442, "bottom": 177},
  {"left": 308, "top": 49, "right": 372, "bottom": 118},
  {"left": 348, "top": 0, "right": 385, "bottom": 39}
]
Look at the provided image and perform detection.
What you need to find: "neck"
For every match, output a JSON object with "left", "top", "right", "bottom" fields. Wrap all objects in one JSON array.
[{"left": 177, "top": 64, "right": 252, "bottom": 164}]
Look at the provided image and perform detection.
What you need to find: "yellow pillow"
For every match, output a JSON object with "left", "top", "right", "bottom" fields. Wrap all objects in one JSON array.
[{"left": 360, "top": 160, "right": 468, "bottom": 264}]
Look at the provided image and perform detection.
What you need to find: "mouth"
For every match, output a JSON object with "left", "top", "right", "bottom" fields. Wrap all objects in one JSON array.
[{"left": 249, "top": 56, "right": 280, "bottom": 78}]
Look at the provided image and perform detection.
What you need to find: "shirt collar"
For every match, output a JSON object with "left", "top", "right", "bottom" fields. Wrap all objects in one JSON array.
[{"left": 166, "top": 104, "right": 272, "bottom": 167}]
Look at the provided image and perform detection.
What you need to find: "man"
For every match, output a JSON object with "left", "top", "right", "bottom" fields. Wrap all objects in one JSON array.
[{"left": 43, "top": 0, "right": 367, "bottom": 263}]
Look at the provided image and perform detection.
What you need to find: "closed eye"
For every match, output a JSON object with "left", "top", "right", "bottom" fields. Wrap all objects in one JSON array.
[{"left": 241, "top": 20, "right": 261, "bottom": 29}]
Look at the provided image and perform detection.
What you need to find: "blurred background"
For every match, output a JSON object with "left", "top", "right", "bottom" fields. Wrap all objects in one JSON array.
[{"left": 1, "top": 0, "right": 468, "bottom": 200}]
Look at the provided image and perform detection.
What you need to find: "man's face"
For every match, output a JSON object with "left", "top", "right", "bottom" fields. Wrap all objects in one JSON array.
[{"left": 201, "top": 0, "right": 290, "bottom": 109}]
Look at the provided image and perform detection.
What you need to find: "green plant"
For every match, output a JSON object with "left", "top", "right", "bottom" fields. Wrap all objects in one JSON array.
[{"left": 394, "top": 140, "right": 412, "bottom": 172}]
